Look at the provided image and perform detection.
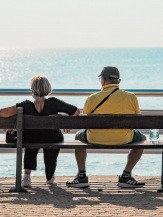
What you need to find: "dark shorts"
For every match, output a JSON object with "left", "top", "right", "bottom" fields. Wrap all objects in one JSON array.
[
  {"left": 77, "top": 129, "right": 144, "bottom": 144},
  {"left": 77, "top": 129, "right": 88, "bottom": 143},
  {"left": 129, "top": 129, "right": 144, "bottom": 144}
]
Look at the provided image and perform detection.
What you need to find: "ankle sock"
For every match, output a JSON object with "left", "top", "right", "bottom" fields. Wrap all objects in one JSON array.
[
  {"left": 24, "top": 174, "right": 30, "bottom": 178},
  {"left": 78, "top": 171, "right": 86, "bottom": 179},
  {"left": 122, "top": 170, "right": 131, "bottom": 178}
]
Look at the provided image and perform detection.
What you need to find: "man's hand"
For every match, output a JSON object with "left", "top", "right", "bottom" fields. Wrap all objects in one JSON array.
[
  {"left": 0, "top": 129, "right": 7, "bottom": 133},
  {"left": 64, "top": 129, "right": 71, "bottom": 133}
]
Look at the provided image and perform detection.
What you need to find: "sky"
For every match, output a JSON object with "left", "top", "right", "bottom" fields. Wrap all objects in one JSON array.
[{"left": 0, "top": 0, "right": 163, "bottom": 48}]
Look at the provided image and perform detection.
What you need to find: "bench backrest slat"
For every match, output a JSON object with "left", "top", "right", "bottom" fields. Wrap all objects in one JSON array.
[{"left": 23, "top": 114, "right": 163, "bottom": 129}]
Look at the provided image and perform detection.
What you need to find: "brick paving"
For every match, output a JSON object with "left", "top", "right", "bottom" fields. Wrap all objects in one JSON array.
[{"left": 0, "top": 176, "right": 163, "bottom": 216}]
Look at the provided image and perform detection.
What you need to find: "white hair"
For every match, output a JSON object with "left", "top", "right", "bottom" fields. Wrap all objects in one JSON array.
[{"left": 31, "top": 75, "right": 52, "bottom": 97}]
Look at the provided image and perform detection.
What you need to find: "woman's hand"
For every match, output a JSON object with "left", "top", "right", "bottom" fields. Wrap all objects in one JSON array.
[
  {"left": 73, "top": 108, "right": 80, "bottom": 116},
  {"left": 63, "top": 108, "right": 80, "bottom": 133}
]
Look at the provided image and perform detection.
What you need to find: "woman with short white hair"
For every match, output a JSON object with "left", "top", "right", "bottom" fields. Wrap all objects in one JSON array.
[{"left": 0, "top": 75, "right": 80, "bottom": 187}]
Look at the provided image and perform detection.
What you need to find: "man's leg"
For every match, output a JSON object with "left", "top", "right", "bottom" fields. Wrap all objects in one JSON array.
[
  {"left": 124, "top": 149, "right": 144, "bottom": 172},
  {"left": 125, "top": 134, "right": 146, "bottom": 172},
  {"left": 75, "top": 133, "right": 87, "bottom": 171},
  {"left": 66, "top": 130, "right": 89, "bottom": 188},
  {"left": 75, "top": 149, "right": 87, "bottom": 171},
  {"left": 118, "top": 131, "right": 146, "bottom": 188}
]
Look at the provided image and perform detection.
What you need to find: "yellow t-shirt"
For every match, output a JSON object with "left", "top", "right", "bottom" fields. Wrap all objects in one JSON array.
[{"left": 83, "top": 84, "right": 140, "bottom": 145}]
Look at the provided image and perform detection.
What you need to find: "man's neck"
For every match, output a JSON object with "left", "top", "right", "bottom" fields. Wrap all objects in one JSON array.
[
  {"left": 102, "top": 81, "right": 112, "bottom": 86},
  {"left": 101, "top": 83, "right": 119, "bottom": 91}
]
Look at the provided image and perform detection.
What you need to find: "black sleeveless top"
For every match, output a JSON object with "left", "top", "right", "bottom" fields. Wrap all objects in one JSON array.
[{"left": 16, "top": 97, "right": 77, "bottom": 143}]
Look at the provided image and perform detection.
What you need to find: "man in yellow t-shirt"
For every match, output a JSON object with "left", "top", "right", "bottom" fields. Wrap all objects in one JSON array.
[{"left": 66, "top": 66, "right": 146, "bottom": 188}]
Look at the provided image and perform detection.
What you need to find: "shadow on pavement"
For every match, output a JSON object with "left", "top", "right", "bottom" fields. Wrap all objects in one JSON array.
[{"left": 0, "top": 182, "right": 163, "bottom": 210}]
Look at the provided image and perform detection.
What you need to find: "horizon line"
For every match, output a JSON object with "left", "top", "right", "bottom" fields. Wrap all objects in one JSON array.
[{"left": 0, "top": 46, "right": 163, "bottom": 50}]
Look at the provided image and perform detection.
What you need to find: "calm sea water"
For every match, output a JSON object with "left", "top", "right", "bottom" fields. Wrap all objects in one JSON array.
[{"left": 0, "top": 47, "right": 163, "bottom": 177}]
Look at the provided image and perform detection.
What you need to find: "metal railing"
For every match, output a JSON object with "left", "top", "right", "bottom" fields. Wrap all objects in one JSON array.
[{"left": 0, "top": 89, "right": 163, "bottom": 96}]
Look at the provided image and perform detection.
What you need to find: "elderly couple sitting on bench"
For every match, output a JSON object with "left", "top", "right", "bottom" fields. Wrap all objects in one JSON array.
[{"left": 0, "top": 66, "right": 146, "bottom": 188}]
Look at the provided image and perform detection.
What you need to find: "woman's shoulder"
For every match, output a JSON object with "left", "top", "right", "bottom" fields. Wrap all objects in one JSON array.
[
  {"left": 16, "top": 100, "right": 33, "bottom": 107},
  {"left": 47, "top": 97, "right": 55, "bottom": 100},
  {"left": 46, "top": 97, "right": 56, "bottom": 102},
  {"left": 46, "top": 97, "right": 61, "bottom": 103},
  {"left": 46, "top": 97, "right": 76, "bottom": 108}
]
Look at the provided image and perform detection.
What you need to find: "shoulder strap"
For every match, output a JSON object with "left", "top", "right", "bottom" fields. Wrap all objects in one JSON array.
[{"left": 91, "top": 88, "right": 119, "bottom": 114}]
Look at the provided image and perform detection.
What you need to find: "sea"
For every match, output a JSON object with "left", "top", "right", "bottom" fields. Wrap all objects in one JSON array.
[{"left": 0, "top": 47, "right": 163, "bottom": 177}]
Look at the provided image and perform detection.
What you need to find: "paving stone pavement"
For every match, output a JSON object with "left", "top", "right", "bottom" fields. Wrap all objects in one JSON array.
[{"left": 0, "top": 176, "right": 163, "bottom": 216}]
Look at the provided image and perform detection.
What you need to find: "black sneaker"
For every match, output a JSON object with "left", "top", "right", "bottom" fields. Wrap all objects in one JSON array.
[
  {"left": 117, "top": 176, "right": 145, "bottom": 188},
  {"left": 66, "top": 175, "right": 90, "bottom": 188}
]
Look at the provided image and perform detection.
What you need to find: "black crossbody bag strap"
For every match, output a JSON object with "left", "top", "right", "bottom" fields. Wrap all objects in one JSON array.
[{"left": 91, "top": 88, "right": 119, "bottom": 114}]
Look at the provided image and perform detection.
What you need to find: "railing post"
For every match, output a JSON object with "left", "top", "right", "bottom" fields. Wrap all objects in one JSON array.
[{"left": 10, "top": 107, "right": 27, "bottom": 192}]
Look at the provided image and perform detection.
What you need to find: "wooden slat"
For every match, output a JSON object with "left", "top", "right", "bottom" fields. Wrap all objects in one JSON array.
[
  {"left": 1, "top": 140, "right": 163, "bottom": 149},
  {"left": 0, "top": 140, "right": 163, "bottom": 154},
  {"left": 63, "top": 129, "right": 163, "bottom": 134},
  {"left": 70, "top": 109, "right": 163, "bottom": 115},
  {"left": 141, "top": 110, "right": 163, "bottom": 115},
  {"left": 23, "top": 115, "right": 163, "bottom": 129},
  {"left": 0, "top": 148, "right": 162, "bottom": 154},
  {"left": 22, "top": 140, "right": 163, "bottom": 149},
  {"left": 0, "top": 143, "right": 16, "bottom": 148}
]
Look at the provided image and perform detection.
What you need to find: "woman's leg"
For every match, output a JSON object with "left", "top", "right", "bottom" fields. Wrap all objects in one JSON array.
[
  {"left": 23, "top": 148, "right": 39, "bottom": 187},
  {"left": 43, "top": 148, "right": 60, "bottom": 181},
  {"left": 24, "top": 148, "right": 39, "bottom": 174}
]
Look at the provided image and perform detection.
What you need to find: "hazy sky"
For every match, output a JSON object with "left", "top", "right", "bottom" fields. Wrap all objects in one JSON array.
[{"left": 0, "top": 0, "right": 163, "bottom": 48}]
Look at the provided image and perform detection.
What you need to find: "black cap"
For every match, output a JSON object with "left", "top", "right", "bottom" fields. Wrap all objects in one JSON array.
[{"left": 98, "top": 66, "right": 120, "bottom": 79}]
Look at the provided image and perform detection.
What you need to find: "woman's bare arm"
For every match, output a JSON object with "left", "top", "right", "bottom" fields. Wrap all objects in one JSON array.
[{"left": 0, "top": 105, "right": 17, "bottom": 117}]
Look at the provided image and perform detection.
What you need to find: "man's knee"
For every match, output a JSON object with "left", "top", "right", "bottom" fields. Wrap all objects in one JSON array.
[
  {"left": 75, "top": 132, "right": 79, "bottom": 140},
  {"left": 130, "top": 148, "right": 144, "bottom": 155},
  {"left": 142, "top": 134, "right": 146, "bottom": 141},
  {"left": 137, "top": 148, "right": 144, "bottom": 153},
  {"left": 75, "top": 148, "right": 87, "bottom": 156}
]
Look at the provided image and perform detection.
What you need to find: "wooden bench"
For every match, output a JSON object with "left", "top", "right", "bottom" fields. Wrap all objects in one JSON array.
[{"left": 0, "top": 107, "right": 163, "bottom": 193}]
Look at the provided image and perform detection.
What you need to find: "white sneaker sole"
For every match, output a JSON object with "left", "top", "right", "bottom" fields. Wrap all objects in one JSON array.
[
  {"left": 23, "top": 185, "right": 31, "bottom": 187},
  {"left": 46, "top": 175, "right": 55, "bottom": 184},
  {"left": 117, "top": 183, "right": 145, "bottom": 188},
  {"left": 66, "top": 183, "right": 90, "bottom": 188},
  {"left": 22, "top": 183, "right": 31, "bottom": 187}
]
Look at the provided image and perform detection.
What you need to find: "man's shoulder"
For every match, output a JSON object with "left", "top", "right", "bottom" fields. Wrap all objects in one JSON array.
[
  {"left": 87, "top": 91, "right": 102, "bottom": 101},
  {"left": 119, "top": 89, "right": 136, "bottom": 97},
  {"left": 86, "top": 89, "right": 137, "bottom": 102}
]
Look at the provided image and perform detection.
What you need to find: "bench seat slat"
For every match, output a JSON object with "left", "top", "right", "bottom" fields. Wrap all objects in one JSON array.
[
  {"left": 0, "top": 140, "right": 163, "bottom": 149},
  {"left": 22, "top": 140, "right": 163, "bottom": 149},
  {"left": 1, "top": 140, "right": 163, "bottom": 149}
]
